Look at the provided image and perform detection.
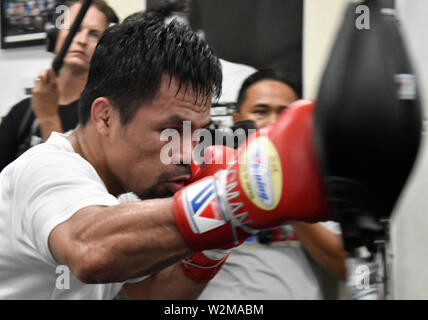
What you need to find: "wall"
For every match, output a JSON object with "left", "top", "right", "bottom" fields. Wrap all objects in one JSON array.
[
  {"left": 105, "top": 0, "right": 145, "bottom": 21},
  {"left": 303, "top": 0, "right": 351, "bottom": 300},
  {"left": 303, "top": 0, "right": 350, "bottom": 99},
  {"left": 0, "top": 46, "right": 52, "bottom": 117},
  {"left": 0, "top": 0, "right": 146, "bottom": 118},
  {"left": 391, "top": 0, "right": 428, "bottom": 300},
  {"left": 188, "top": 0, "right": 303, "bottom": 81}
]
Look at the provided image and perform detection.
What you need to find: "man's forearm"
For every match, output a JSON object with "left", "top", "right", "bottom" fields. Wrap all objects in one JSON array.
[
  {"left": 38, "top": 114, "right": 63, "bottom": 140},
  {"left": 292, "top": 222, "right": 348, "bottom": 280},
  {"left": 49, "top": 198, "right": 193, "bottom": 283}
]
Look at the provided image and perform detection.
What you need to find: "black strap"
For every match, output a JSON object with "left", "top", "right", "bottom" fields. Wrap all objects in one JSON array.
[
  {"left": 16, "top": 102, "right": 34, "bottom": 143},
  {"left": 16, "top": 102, "right": 40, "bottom": 158}
]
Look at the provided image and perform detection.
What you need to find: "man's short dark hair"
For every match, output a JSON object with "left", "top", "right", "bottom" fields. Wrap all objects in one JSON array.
[
  {"left": 79, "top": 9, "right": 222, "bottom": 125},
  {"left": 236, "top": 69, "right": 302, "bottom": 113}
]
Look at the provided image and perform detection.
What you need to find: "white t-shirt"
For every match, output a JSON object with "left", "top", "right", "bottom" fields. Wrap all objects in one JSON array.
[
  {"left": 218, "top": 59, "right": 257, "bottom": 104},
  {"left": 199, "top": 222, "right": 341, "bottom": 300},
  {"left": 0, "top": 132, "right": 136, "bottom": 299}
]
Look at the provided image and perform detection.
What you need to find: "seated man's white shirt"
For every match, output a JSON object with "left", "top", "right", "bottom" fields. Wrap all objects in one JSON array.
[
  {"left": 199, "top": 222, "right": 342, "bottom": 300},
  {"left": 0, "top": 132, "right": 146, "bottom": 299},
  {"left": 218, "top": 59, "right": 257, "bottom": 103}
]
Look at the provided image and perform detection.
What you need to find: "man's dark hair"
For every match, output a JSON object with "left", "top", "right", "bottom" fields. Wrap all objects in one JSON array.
[
  {"left": 79, "top": 9, "right": 221, "bottom": 125},
  {"left": 236, "top": 69, "right": 302, "bottom": 113}
]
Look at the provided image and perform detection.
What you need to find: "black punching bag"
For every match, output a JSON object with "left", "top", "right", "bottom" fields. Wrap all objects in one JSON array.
[{"left": 314, "top": 0, "right": 422, "bottom": 252}]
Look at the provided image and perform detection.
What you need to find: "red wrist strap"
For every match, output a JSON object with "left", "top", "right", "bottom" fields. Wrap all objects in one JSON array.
[{"left": 179, "top": 251, "right": 230, "bottom": 283}]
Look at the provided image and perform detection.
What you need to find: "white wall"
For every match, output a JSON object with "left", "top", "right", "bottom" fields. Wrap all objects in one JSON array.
[
  {"left": 391, "top": 0, "right": 428, "bottom": 300},
  {"left": 0, "top": 0, "right": 146, "bottom": 118},
  {"left": 303, "top": 0, "right": 350, "bottom": 99},
  {"left": 0, "top": 47, "right": 52, "bottom": 117},
  {"left": 106, "top": 0, "right": 145, "bottom": 21},
  {"left": 303, "top": 0, "right": 351, "bottom": 300}
]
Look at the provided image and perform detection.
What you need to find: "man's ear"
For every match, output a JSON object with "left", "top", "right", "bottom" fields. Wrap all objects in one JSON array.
[{"left": 90, "top": 97, "right": 115, "bottom": 136}]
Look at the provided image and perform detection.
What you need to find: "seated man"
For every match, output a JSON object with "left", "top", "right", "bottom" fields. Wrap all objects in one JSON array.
[{"left": 199, "top": 69, "right": 348, "bottom": 300}]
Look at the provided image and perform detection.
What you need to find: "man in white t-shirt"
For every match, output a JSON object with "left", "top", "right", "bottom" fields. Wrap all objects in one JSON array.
[
  {"left": 0, "top": 9, "right": 225, "bottom": 300},
  {"left": 199, "top": 69, "right": 347, "bottom": 299},
  {"left": 0, "top": 10, "right": 335, "bottom": 299}
]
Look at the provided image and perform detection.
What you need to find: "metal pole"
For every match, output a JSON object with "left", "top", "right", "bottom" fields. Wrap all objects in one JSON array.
[{"left": 52, "top": 0, "right": 94, "bottom": 74}]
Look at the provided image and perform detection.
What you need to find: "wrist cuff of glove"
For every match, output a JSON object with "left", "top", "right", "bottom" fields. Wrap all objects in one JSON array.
[
  {"left": 179, "top": 250, "right": 230, "bottom": 283},
  {"left": 173, "top": 176, "right": 255, "bottom": 251}
]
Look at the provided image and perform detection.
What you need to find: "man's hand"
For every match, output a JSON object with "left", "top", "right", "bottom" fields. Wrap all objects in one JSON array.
[
  {"left": 31, "top": 68, "right": 62, "bottom": 140},
  {"left": 173, "top": 100, "right": 331, "bottom": 251}
]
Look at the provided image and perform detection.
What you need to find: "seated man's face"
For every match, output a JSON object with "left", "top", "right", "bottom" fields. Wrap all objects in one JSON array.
[
  {"left": 55, "top": 2, "right": 109, "bottom": 71},
  {"left": 233, "top": 79, "right": 298, "bottom": 129}
]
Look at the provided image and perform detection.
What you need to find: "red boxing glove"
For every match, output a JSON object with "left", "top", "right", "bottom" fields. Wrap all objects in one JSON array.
[
  {"left": 179, "top": 249, "right": 230, "bottom": 282},
  {"left": 187, "top": 145, "right": 249, "bottom": 249},
  {"left": 173, "top": 100, "right": 330, "bottom": 251}
]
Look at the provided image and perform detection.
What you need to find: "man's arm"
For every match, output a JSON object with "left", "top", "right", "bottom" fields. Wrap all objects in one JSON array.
[
  {"left": 32, "top": 69, "right": 63, "bottom": 140},
  {"left": 48, "top": 198, "right": 193, "bottom": 284},
  {"left": 292, "top": 222, "right": 348, "bottom": 280},
  {"left": 122, "top": 264, "right": 207, "bottom": 300},
  {"left": 37, "top": 114, "right": 63, "bottom": 141}
]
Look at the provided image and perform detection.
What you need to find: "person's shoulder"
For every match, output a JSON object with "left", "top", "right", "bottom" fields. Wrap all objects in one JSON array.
[
  {"left": 14, "top": 133, "right": 92, "bottom": 177},
  {"left": 0, "top": 97, "right": 33, "bottom": 139},
  {"left": 27, "top": 133, "right": 80, "bottom": 162},
  {"left": 6, "top": 97, "right": 32, "bottom": 117}
]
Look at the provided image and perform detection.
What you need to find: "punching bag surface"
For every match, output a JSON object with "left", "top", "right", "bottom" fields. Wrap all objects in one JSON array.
[{"left": 314, "top": 0, "right": 422, "bottom": 251}]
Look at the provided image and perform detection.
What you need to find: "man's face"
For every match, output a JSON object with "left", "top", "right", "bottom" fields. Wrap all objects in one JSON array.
[
  {"left": 233, "top": 79, "right": 298, "bottom": 129},
  {"left": 103, "top": 76, "right": 211, "bottom": 200},
  {"left": 55, "top": 3, "right": 108, "bottom": 71}
]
